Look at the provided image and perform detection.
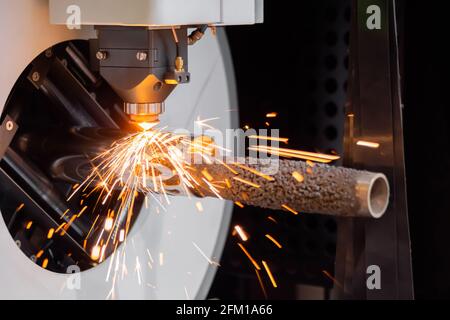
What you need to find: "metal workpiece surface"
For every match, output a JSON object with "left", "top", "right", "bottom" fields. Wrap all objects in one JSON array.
[{"left": 192, "top": 158, "right": 389, "bottom": 219}]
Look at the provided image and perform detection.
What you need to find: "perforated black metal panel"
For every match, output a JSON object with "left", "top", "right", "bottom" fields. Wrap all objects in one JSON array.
[{"left": 209, "top": 0, "right": 351, "bottom": 300}]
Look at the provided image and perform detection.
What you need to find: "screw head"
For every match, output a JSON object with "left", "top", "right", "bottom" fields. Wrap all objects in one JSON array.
[
  {"left": 5, "top": 121, "right": 14, "bottom": 132},
  {"left": 45, "top": 49, "right": 53, "bottom": 58},
  {"left": 96, "top": 51, "right": 108, "bottom": 61},
  {"left": 136, "top": 51, "right": 148, "bottom": 61},
  {"left": 31, "top": 72, "right": 40, "bottom": 82}
]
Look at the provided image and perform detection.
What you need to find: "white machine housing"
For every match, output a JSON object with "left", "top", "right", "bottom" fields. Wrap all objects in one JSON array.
[{"left": 49, "top": 0, "right": 264, "bottom": 26}]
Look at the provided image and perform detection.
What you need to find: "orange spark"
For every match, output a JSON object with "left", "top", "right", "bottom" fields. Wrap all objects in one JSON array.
[
  {"left": 60, "top": 209, "right": 70, "bottom": 220},
  {"left": 119, "top": 229, "right": 125, "bottom": 243},
  {"left": 91, "top": 245, "right": 101, "bottom": 261},
  {"left": 216, "top": 159, "right": 239, "bottom": 175},
  {"left": 15, "top": 203, "right": 25, "bottom": 213},
  {"left": 36, "top": 250, "right": 44, "bottom": 259},
  {"left": 265, "top": 234, "right": 282, "bottom": 249},
  {"left": 233, "top": 177, "right": 260, "bottom": 189},
  {"left": 104, "top": 217, "right": 114, "bottom": 231},
  {"left": 266, "top": 112, "right": 278, "bottom": 118},
  {"left": 64, "top": 215, "right": 77, "bottom": 231},
  {"left": 267, "top": 216, "right": 278, "bottom": 224},
  {"left": 249, "top": 145, "right": 339, "bottom": 163},
  {"left": 234, "top": 225, "right": 248, "bottom": 241},
  {"left": 292, "top": 171, "right": 305, "bottom": 183},
  {"left": 356, "top": 140, "right": 380, "bottom": 149},
  {"left": 234, "top": 201, "right": 245, "bottom": 208},
  {"left": 233, "top": 163, "right": 275, "bottom": 182},
  {"left": 282, "top": 204, "right": 299, "bottom": 215},
  {"left": 248, "top": 135, "right": 289, "bottom": 144},
  {"left": 189, "top": 136, "right": 216, "bottom": 156},
  {"left": 77, "top": 206, "right": 88, "bottom": 217},
  {"left": 85, "top": 215, "right": 99, "bottom": 240},
  {"left": 255, "top": 268, "right": 268, "bottom": 299},
  {"left": 201, "top": 169, "right": 214, "bottom": 182},
  {"left": 237, "top": 243, "right": 261, "bottom": 270},
  {"left": 322, "top": 270, "right": 343, "bottom": 289},
  {"left": 262, "top": 261, "right": 277, "bottom": 288},
  {"left": 47, "top": 228, "right": 55, "bottom": 239},
  {"left": 306, "top": 160, "right": 315, "bottom": 167},
  {"left": 55, "top": 222, "right": 66, "bottom": 234}
]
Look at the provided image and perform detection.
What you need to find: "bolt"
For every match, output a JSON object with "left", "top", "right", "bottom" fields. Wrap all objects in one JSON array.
[
  {"left": 136, "top": 51, "right": 148, "bottom": 61},
  {"left": 153, "top": 81, "right": 163, "bottom": 91},
  {"left": 96, "top": 51, "right": 108, "bottom": 61},
  {"left": 45, "top": 49, "right": 53, "bottom": 58},
  {"left": 5, "top": 121, "right": 14, "bottom": 132},
  {"left": 31, "top": 72, "right": 40, "bottom": 82}
]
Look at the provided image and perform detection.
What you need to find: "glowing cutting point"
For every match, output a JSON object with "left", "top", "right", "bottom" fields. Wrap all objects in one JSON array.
[{"left": 138, "top": 122, "right": 158, "bottom": 131}]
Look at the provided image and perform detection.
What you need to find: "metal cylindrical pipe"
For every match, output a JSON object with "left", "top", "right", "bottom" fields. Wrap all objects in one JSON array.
[
  {"left": 26, "top": 128, "right": 389, "bottom": 218},
  {"left": 191, "top": 158, "right": 389, "bottom": 219},
  {"left": 44, "top": 153, "right": 390, "bottom": 218}
]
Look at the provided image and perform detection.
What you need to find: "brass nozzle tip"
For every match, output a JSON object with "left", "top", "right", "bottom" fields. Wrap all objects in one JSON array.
[
  {"left": 129, "top": 114, "right": 160, "bottom": 124},
  {"left": 124, "top": 102, "right": 164, "bottom": 124}
]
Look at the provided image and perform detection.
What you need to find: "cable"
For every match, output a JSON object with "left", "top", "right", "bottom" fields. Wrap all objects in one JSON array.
[
  {"left": 188, "top": 25, "right": 209, "bottom": 46},
  {"left": 171, "top": 27, "right": 180, "bottom": 57}
]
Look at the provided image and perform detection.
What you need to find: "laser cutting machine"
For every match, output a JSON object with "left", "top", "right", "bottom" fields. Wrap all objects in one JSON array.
[
  {"left": 0, "top": 0, "right": 415, "bottom": 301},
  {"left": 0, "top": 0, "right": 263, "bottom": 299}
]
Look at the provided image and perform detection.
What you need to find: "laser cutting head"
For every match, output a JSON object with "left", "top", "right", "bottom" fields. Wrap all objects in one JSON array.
[
  {"left": 49, "top": 0, "right": 264, "bottom": 126},
  {"left": 92, "top": 26, "right": 190, "bottom": 126}
]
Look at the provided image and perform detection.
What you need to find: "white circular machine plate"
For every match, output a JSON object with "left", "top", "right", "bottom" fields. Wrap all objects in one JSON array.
[{"left": 0, "top": 0, "right": 237, "bottom": 299}]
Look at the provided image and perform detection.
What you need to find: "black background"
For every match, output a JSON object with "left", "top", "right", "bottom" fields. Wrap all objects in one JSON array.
[{"left": 403, "top": 1, "right": 450, "bottom": 299}]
